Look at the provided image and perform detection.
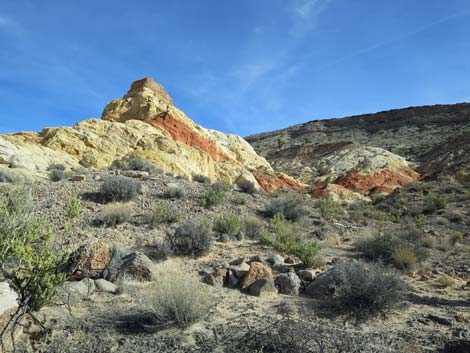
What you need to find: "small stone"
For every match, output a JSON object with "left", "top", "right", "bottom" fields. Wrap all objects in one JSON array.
[
  {"left": 204, "top": 269, "right": 226, "bottom": 287},
  {"left": 70, "top": 175, "right": 85, "bottom": 181},
  {"left": 94, "top": 279, "right": 118, "bottom": 293},
  {"left": 232, "top": 262, "right": 250, "bottom": 279},
  {"left": 219, "top": 234, "right": 231, "bottom": 243},
  {"left": 298, "top": 269, "right": 317, "bottom": 282},
  {"left": 249, "top": 278, "right": 277, "bottom": 297},
  {"left": 275, "top": 273, "right": 301, "bottom": 295},
  {"left": 284, "top": 257, "right": 296, "bottom": 264},
  {"left": 123, "top": 170, "right": 150, "bottom": 179},
  {"left": 226, "top": 270, "right": 239, "bottom": 288},
  {"left": 267, "top": 254, "right": 284, "bottom": 266},
  {"left": 427, "top": 314, "right": 453, "bottom": 326},
  {"left": 242, "top": 262, "right": 273, "bottom": 289},
  {"left": 63, "top": 278, "right": 96, "bottom": 297}
]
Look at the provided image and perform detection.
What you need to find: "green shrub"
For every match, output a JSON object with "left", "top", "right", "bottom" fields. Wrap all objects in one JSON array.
[
  {"left": 143, "top": 202, "right": 181, "bottom": 227},
  {"left": 237, "top": 179, "right": 257, "bottom": 194},
  {"left": 362, "top": 205, "right": 400, "bottom": 223},
  {"left": 0, "top": 185, "right": 68, "bottom": 334},
  {"left": 232, "top": 195, "right": 247, "bottom": 205},
  {"left": 47, "top": 163, "right": 66, "bottom": 171},
  {"left": 49, "top": 168, "right": 66, "bottom": 182},
  {"left": 149, "top": 266, "right": 210, "bottom": 327},
  {"left": 316, "top": 199, "right": 343, "bottom": 220},
  {"left": 449, "top": 231, "right": 464, "bottom": 245},
  {"left": 263, "top": 196, "right": 309, "bottom": 222},
  {"left": 214, "top": 213, "right": 242, "bottom": 239},
  {"left": 354, "top": 226, "right": 428, "bottom": 271},
  {"left": 64, "top": 195, "right": 83, "bottom": 222},
  {"left": 327, "top": 260, "right": 406, "bottom": 321},
  {"left": 100, "top": 176, "right": 139, "bottom": 203},
  {"left": 111, "top": 157, "right": 161, "bottom": 174},
  {"left": 241, "top": 215, "right": 264, "bottom": 239},
  {"left": 166, "top": 221, "right": 212, "bottom": 257},
  {"left": 163, "top": 183, "right": 185, "bottom": 199},
  {"left": 424, "top": 194, "right": 448, "bottom": 212},
  {"left": 192, "top": 174, "right": 211, "bottom": 183},
  {"left": 100, "top": 203, "right": 131, "bottom": 227},
  {"left": 260, "top": 214, "right": 319, "bottom": 266},
  {"left": 200, "top": 184, "right": 226, "bottom": 208},
  {"left": 0, "top": 168, "right": 20, "bottom": 183}
]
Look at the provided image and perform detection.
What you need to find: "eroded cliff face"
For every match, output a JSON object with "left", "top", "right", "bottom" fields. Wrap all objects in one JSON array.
[{"left": 0, "top": 78, "right": 304, "bottom": 192}]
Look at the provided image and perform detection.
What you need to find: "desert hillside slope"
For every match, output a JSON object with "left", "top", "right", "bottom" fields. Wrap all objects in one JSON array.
[{"left": 246, "top": 103, "right": 470, "bottom": 197}]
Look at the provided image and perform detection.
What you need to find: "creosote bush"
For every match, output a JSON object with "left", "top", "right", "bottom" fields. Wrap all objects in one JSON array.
[
  {"left": 316, "top": 199, "right": 343, "bottom": 220},
  {"left": 263, "top": 196, "right": 309, "bottom": 222},
  {"left": 49, "top": 168, "right": 66, "bottom": 182},
  {"left": 100, "top": 203, "right": 132, "bottom": 227},
  {"left": 424, "top": 194, "right": 448, "bottom": 212},
  {"left": 166, "top": 221, "right": 212, "bottom": 257},
  {"left": 143, "top": 202, "right": 181, "bottom": 228},
  {"left": 148, "top": 265, "right": 210, "bottom": 327},
  {"left": 260, "top": 214, "right": 319, "bottom": 266},
  {"left": 192, "top": 174, "right": 211, "bottom": 183},
  {"left": 214, "top": 213, "right": 242, "bottom": 239},
  {"left": 163, "top": 183, "right": 185, "bottom": 199},
  {"left": 237, "top": 179, "right": 257, "bottom": 194},
  {"left": 111, "top": 157, "right": 162, "bottom": 174},
  {"left": 326, "top": 260, "right": 406, "bottom": 321},
  {"left": 241, "top": 215, "right": 264, "bottom": 239},
  {"left": 200, "top": 183, "right": 227, "bottom": 208},
  {"left": 64, "top": 195, "right": 83, "bottom": 222},
  {"left": 0, "top": 168, "right": 20, "bottom": 183},
  {"left": 354, "top": 226, "right": 429, "bottom": 271},
  {"left": 100, "top": 176, "right": 139, "bottom": 203},
  {"left": 0, "top": 185, "right": 68, "bottom": 343}
]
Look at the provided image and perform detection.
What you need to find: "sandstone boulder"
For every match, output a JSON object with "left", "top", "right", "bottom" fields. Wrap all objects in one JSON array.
[
  {"left": 119, "top": 252, "right": 155, "bottom": 281},
  {"left": 241, "top": 262, "right": 273, "bottom": 289},
  {"left": 68, "top": 240, "right": 110, "bottom": 280},
  {"left": 275, "top": 272, "right": 301, "bottom": 295},
  {"left": 249, "top": 278, "right": 277, "bottom": 297}
]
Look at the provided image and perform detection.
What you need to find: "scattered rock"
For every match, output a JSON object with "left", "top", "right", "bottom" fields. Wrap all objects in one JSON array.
[
  {"left": 298, "top": 269, "right": 317, "bottom": 282},
  {"left": 68, "top": 240, "right": 111, "bottom": 280},
  {"left": 284, "top": 257, "right": 296, "bottom": 264},
  {"left": 266, "top": 254, "right": 284, "bottom": 266},
  {"left": 94, "top": 279, "right": 118, "bottom": 294},
  {"left": 63, "top": 278, "right": 96, "bottom": 297},
  {"left": 275, "top": 272, "right": 301, "bottom": 295},
  {"left": 249, "top": 278, "right": 278, "bottom": 297},
  {"left": 305, "top": 271, "right": 335, "bottom": 299},
  {"left": 428, "top": 314, "right": 454, "bottom": 327},
  {"left": 123, "top": 170, "right": 150, "bottom": 179},
  {"left": 119, "top": 252, "right": 155, "bottom": 281},
  {"left": 0, "top": 282, "right": 18, "bottom": 317},
  {"left": 70, "top": 174, "right": 85, "bottom": 181},
  {"left": 229, "top": 257, "right": 246, "bottom": 266},
  {"left": 232, "top": 262, "right": 250, "bottom": 279},
  {"left": 226, "top": 269, "right": 239, "bottom": 288},
  {"left": 241, "top": 262, "right": 273, "bottom": 289},
  {"left": 204, "top": 269, "right": 227, "bottom": 287}
]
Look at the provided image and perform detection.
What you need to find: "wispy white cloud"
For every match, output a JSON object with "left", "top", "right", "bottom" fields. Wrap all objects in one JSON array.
[{"left": 290, "top": 0, "right": 332, "bottom": 37}]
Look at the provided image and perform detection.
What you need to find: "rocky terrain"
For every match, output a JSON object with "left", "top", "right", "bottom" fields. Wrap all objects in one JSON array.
[
  {"left": 0, "top": 79, "right": 469, "bottom": 353},
  {"left": 246, "top": 103, "right": 470, "bottom": 199}
]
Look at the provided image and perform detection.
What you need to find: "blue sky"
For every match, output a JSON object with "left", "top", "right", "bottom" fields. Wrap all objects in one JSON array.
[{"left": 1, "top": 0, "right": 469, "bottom": 136}]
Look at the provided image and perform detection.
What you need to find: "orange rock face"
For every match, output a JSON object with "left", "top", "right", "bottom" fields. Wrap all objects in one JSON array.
[
  {"left": 334, "top": 167, "right": 420, "bottom": 194},
  {"left": 146, "top": 113, "right": 231, "bottom": 163},
  {"left": 253, "top": 172, "right": 305, "bottom": 193}
]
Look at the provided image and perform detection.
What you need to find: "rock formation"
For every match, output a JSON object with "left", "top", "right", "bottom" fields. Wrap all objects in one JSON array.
[{"left": 0, "top": 78, "right": 304, "bottom": 192}]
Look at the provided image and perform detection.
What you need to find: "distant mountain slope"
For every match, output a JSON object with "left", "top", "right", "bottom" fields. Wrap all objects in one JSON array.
[{"left": 246, "top": 103, "right": 470, "bottom": 181}]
